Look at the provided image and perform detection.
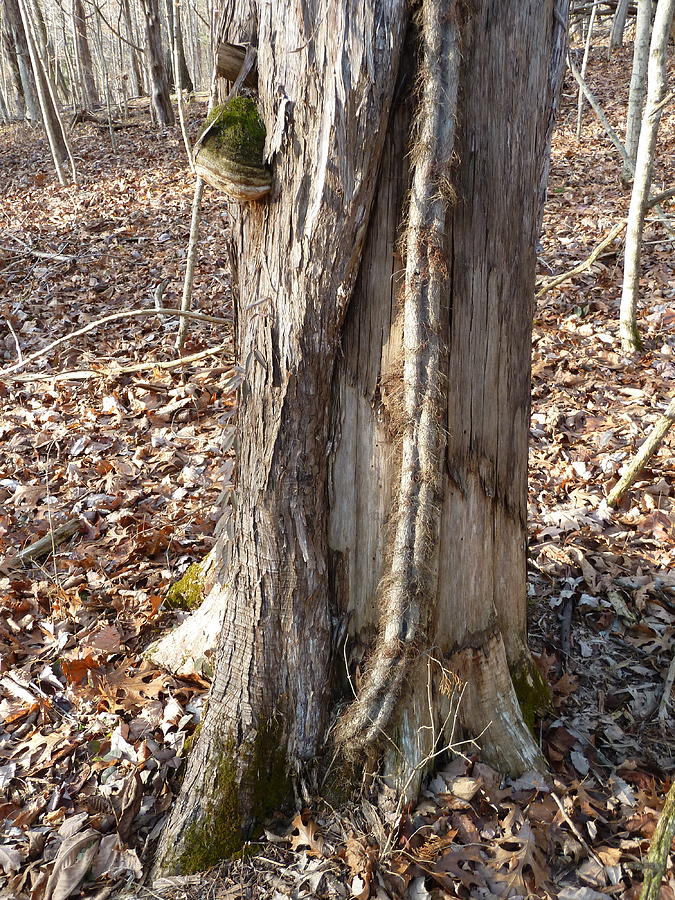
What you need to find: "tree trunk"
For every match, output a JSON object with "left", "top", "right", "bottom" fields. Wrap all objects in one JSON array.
[
  {"left": 165, "top": 0, "right": 193, "bottom": 92},
  {"left": 623, "top": 0, "right": 654, "bottom": 182},
  {"left": 2, "top": 0, "right": 39, "bottom": 120},
  {"left": 619, "top": 0, "right": 675, "bottom": 353},
  {"left": 121, "top": 0, "right": 144, "bottom": 96},
  {"left": 609, "top": 0, "right": 630, "bottom": 49},
  {"left": 71, "top": 0, "right": 98, "bottom": 108},
  {"left": 141, "top": 0, "right": 173, "bottom": 126},
  {"left": 153, "top": 0, "right": 568, "bottom": 877}
]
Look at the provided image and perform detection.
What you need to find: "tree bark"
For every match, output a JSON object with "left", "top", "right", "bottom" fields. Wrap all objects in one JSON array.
[
  {"left": 609, "top": 0, "right": 630, "bottom": 49},
  {"left": 619, "top": 0, "right": 675, "bottom": 353},
  {"left": 141, "top": 0, "right": 174, "bottom": 126},
  {"left": 120, "top": 0, "right": 144, "bottom": 96},
  {"left": 2, "top": 0, "right": 39, "bottom": 120},
  {"left": 153, "top": 0, "right": 567, "bottom": 877},
  {"left": 623, "top": 0, "right": 654, "bottom": 182},
  {"left": 71, "top": 0, "right": 98, "bottom": 108},
  {"left": 165, "top": 0, "right": 193, "bottom": 92}
]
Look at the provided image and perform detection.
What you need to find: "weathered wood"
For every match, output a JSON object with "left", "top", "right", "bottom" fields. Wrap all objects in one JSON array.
[{"left": 215, "top": 42, "right": 257, "bottom": 88}]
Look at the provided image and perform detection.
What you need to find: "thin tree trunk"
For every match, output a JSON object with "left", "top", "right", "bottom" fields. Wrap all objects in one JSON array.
[
  {"left": 154, "top": 0, "right": 566, "bottom": 876},
  {"left": 624, "top": 0, "right": 654, "bottom": 182},
  {"left": 165, "top": 0, "right": 192, "bottom": 91},
  {"left": 16, "top": 0, "right": 69, "bottom": 182},
  {"left": 120, "top": 0, "right": 143, "bottom": 95},
  {"left": 174, "top": 177, "right": 203, "bottom": 352},
  {"left": 576, "top": 0, "right": 597, "bottom": 139},
  {"left": 609, "top": 0, "right": 630, "bottom": 50},
  {"left": 141, "top": 0, "right": 173, "bottom": 125},
  {"left": 2, "top": 0, "right": 39, "bottom": 120},
  {"left": 71, "top": 0, "right": 98, "bottom": 108},
  {"left": 619, "top": 0, "right": 675, "bottom": 353}
]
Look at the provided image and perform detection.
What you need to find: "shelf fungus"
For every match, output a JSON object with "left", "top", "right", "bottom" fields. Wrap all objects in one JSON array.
[{"left": 194, "top": 97, "right": 271, "bottom": 201}]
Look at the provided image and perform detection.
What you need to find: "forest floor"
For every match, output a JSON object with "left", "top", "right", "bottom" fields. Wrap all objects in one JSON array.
[{"left": 1, "top": 32, "right": 674, "bottom": 900}]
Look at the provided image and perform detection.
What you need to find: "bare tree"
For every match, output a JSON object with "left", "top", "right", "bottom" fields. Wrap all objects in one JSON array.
[
  {"left": 152, "top": 0, "right": 568, "bottom": 875},
  {"left": 619, "top": 0, "right": 675, "bottom": 352},
  {"left": 609, "top": 0, "right": 630, "bottom": 49},
  {"left": 2, "top": 0, "right": 39, "bottom": 120},
  {"left": 141, "top": 0, "right": 173, "bottom": 125},
  {"left": 71, "top": 0, "right": 98, "bottom": 108},
  {"left": 623, "top": 0, "right": 655, "bottom": 182}
]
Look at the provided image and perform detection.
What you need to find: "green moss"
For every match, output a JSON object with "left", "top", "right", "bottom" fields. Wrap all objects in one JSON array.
[
  {"left": 160, "top": 718, "right": 290, "bottom": 875},
  {"left": 203, "top": 97, "right": 267, "bottom": 168},
  {"left": 511, "top": 655, "right": 552, "bottom": 731},
  {"left": 165, "top": 562, "right": 205, "bottom": 611}
]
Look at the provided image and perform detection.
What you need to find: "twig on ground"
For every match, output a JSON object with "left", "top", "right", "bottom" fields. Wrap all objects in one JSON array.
[
  {"left": 0, "top": 308, "right": 233, "bottom": 376},
  {"left": 536, "top": 221, "right": 626, "bottom": 296},
  {"left": 0, "top": 518, "right": 81, "bottom": 574},
  {"left": 551, "top": 791, "right": 604, "bottom": 867}
]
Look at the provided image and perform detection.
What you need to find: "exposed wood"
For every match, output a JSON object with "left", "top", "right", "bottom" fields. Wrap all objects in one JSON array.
[{"left": 215, "top": 41, "right": 256, "bottom": 88}]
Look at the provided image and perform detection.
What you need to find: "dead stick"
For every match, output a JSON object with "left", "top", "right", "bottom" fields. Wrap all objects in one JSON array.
[
  {"left": 536, "top": 221, "right": 626, "bottom": 297},
  {"left": 0, "top": 519, "right": 80, "bottom": 573},
  {"left": 3, "top": 341, "right": 233, "bottom": 383},
  {"left": 606, "top": 397, "right": 675, "bottom": 507},
  {"left": 0, "top": 308, "right": 233, "bottom": 377},
  {"left": 639, "top": 780, "right": 675, "bottom": 900}
]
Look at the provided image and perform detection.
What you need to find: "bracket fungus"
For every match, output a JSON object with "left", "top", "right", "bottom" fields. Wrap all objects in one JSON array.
[{"left": 194, "top": 97, "right": 271, "bottom": 201}]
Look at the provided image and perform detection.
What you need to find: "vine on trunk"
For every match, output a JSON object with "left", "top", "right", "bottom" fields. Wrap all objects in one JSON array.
[{"left": 335, "top": 0, "right": 462, "bottom": 751}]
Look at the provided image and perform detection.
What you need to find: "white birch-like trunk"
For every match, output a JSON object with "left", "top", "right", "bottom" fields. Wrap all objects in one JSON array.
[
  {"left": 619, "top": 0, "right": 675, "bottom": 353},
  {"left": 153, "top": 0, "right": 568, "bottom": 877},
  {"left": 576, "top": 0, "right": 597, "bottom": 139},
  {"left": 624, "top": 0, "right": 655, "bottom": 182}
]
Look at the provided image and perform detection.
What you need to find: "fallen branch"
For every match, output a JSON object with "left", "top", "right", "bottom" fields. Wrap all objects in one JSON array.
[
  {"left": 536, "top": 221, "right": 626, "bottom": 297},
  {"left": 639, "top": 780, "right": 675, "bottom": 900},
  {"left": 606, "top": 397, "right": 675, "bottom": 507},
  {"left": 3, "top": 341, "right": 233, "bottom": 383},
  {"left": 0, "top": 519, "right": 80, "bottom": 574},
  {"left": 0, "top": 308, "right": 233, "bottom": 377}
]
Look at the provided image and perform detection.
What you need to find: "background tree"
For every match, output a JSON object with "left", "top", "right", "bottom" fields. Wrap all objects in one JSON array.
[
  {"left": 140, "top": 0, "right": 173, "bottom": 125},
  {"left": 153, "top": 0, "right": 569, "bottom": 876},
  {"left": 71, "top": 0, "right": 98, "bottom": 108},
  {"left": 620, "top": 0, "right": 674, "bottom": 352}
]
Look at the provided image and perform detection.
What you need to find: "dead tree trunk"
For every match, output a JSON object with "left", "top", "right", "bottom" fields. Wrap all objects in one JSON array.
[
  {"left": 71, "top": 0, "right": 98, "bottom": 108},
  {"left": 165, "top": 0, "right": 192, "bottom": 92},
  {"left": 141, "top": 0, "right": 173, "bottom": 125},
  {"left": 153, "top": 0, "right": 568, "bottom": 876}
]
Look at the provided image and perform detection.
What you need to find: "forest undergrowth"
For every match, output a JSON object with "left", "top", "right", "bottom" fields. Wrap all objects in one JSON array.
[{"left": 0, "top": 37, "right": 674, "bottom": 900}]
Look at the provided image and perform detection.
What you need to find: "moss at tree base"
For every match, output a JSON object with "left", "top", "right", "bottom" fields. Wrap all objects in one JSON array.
[
  {"left": 158, "top": 718, "right": 290, "bottom": 875},
  {"left": 510, "top": 654, "right": 552, "bottom": 731}
]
